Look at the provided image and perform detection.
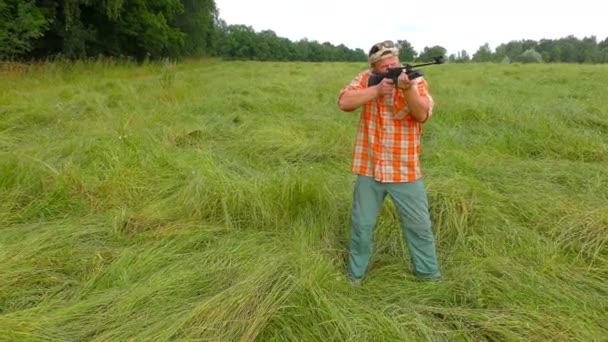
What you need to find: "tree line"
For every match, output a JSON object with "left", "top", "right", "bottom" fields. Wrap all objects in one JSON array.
[
  {"left": 452, "top": 36, "right": 608, "bottom": 64},
  {"left": 0, "top": 0, "right": 366, "bottom": 62},
  {"left": 2, "top": 0, "right": 607, "bottom": 63},
  {"left": 214, "top": 22, "right": 365, "bottom": 62}
]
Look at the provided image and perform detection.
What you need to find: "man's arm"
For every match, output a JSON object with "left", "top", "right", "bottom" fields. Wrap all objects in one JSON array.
[
  {"left": 403, "top": 85, "right": 431, "bottom": 122},
  {"left": 338, "top": 78, "right": 394, "bottom": 112},
  {"left": 398, "top": 74, "right": 433, "bottom": 123},
  {"left": 338, "top": 86, "right": 378, "bottom": 112}
]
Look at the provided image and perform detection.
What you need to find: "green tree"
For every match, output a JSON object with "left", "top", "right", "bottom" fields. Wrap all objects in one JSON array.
[
  {"left": 580, "top": 36, "right": 599, "bottom": 63},
  {"left": 472, "top": 43, "right": 493, "bottom": 62},
  {"left": 29, "top": 0, "right": 186, "bottom": 60},
  {"left": 221, "top": 24, "right": 257, "bottom": 59},
  {"left": 537, "top": 39, "right": 559, "bottom": 62},
  {"left": 417, "top": 45, "right": 446, "bottom": 62},
  {"left": 599, "top": 37, "right": 608, "bottom": 63},
  {"left": 0, "top": 0, "right": 48, "bottom": 58},
  {"left": 114, "top": 0, "right": 186, "bottom": 59},
  {"left": 494, "top": 41, "right": 523, "bottom": 62},
  {"left": 175, "top": 0, "right": 218, "bottom": 56},
  {"left": 521, "top": 39, "right": 538, "bottom": 53},
  {"left": 397, "top": 39, "right": 416, "bottom": 61},
  {"left": 557, "top": 37, "right": 578, "bottom": 63},
  {"left": 449, "top": 50, "right": 470, "bottom": 63}
]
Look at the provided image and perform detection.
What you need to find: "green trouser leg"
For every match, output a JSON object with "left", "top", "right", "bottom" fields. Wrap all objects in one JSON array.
[
  {"left": 347, "top": 176, "right": 387, "bottom": 280},
  {"left": 347, "top": 175, "right": 441, "bottom": 280},
  {"left": 388, "top": 179, "right": 441, "bottom": 279}
]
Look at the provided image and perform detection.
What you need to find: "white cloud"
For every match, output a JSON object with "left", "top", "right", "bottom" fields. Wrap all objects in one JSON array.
[{"left": 215, "top": 0, "right": 608, "bottom": 55}]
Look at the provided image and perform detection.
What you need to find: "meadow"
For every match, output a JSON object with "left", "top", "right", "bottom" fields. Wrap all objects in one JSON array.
[{"left": 1, "top": 58, "right": 607, "bottom": 341}]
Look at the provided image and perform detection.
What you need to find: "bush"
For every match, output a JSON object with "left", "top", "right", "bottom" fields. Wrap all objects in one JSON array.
[{"left": 517, "top": 48, "right": 543, "bottom": 63}]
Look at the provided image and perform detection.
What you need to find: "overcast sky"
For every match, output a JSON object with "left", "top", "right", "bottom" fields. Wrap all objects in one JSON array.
[{"left": 214, "top": 0, "right": 608, "bottom": 56}]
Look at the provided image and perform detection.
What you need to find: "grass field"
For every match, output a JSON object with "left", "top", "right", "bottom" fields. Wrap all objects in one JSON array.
[{"left": 1, "top": 58, "right": 607, "bottom": 341}]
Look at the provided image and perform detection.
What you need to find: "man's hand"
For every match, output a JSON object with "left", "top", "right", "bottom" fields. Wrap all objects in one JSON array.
[
  {"left": 397, "top": 72, "right": 414, "bottom": 91},
  {"left": 375, "top": 78, "right": 394, "bottom": 97}
]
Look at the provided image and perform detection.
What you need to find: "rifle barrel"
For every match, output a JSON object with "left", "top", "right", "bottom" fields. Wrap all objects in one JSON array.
[
  {"left": 407, "top": 56, "right": 444, "bottom": 68},
  {"left": 409, "top": 61, "right": 441, "bottom": 68}
]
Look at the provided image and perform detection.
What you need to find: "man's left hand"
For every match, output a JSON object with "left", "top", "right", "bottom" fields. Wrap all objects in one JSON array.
[{"left": 397, "top": 72, "right": 414, "bottom": 91}]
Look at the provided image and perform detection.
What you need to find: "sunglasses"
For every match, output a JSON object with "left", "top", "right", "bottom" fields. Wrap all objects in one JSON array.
[{"left": 369, "top": 40, "right": 396, "bottom": 56}]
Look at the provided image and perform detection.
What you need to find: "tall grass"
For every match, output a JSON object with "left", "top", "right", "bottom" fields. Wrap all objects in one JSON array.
[{"left": 1, "top": 59, "right": 607, "bottom": 341}]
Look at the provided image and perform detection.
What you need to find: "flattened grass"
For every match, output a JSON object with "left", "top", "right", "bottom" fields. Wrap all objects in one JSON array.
[{"left": 1, "top": 59, "right": 607, "bottom": 340}]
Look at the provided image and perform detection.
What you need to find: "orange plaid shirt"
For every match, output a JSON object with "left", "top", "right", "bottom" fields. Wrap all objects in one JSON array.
[{"left": 339, "top": 70, "right": 434, "bottom": 183}]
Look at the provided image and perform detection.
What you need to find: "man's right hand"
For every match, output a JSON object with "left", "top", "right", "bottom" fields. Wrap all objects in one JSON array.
[
  {"left": 376, "top": 78, "right": 394, "bottom": 97},
  {"left": 338, "top": 76, "right": 394, "bottom": 112}
]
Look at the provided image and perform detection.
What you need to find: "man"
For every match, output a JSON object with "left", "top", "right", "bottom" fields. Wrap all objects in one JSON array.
[{"left": 337, "top": 40, "right": 441, "bottom": 283}]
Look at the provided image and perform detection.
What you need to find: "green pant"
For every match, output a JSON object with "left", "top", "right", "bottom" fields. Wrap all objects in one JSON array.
[{"left": 347, "top": 175, "right": 441, "bottom": 280}]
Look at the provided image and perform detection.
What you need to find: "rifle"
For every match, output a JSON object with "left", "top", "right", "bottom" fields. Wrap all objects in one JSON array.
[{"left": 367, "top": 56, "right": 444, "bottom": 87}]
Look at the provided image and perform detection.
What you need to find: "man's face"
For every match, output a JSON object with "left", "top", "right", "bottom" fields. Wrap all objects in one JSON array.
[{"left": 372, "top": 55, "right": 400, "bottom": 74}]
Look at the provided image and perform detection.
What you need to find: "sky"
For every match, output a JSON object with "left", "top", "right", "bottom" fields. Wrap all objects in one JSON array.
[{"left": 214, "top": 0, "right": 608, "bottom": 56}]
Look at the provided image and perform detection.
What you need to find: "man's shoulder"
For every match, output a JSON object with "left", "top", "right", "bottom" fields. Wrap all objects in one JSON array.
[
  {"left": 351, "top": 69, "right": 373, "bottom": 86},
  {"left": 359, "top": 69, "right": 373, "bottom": 78},
  {"left": 341, "top": 69, "right": 373, "bottom": 93}
]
